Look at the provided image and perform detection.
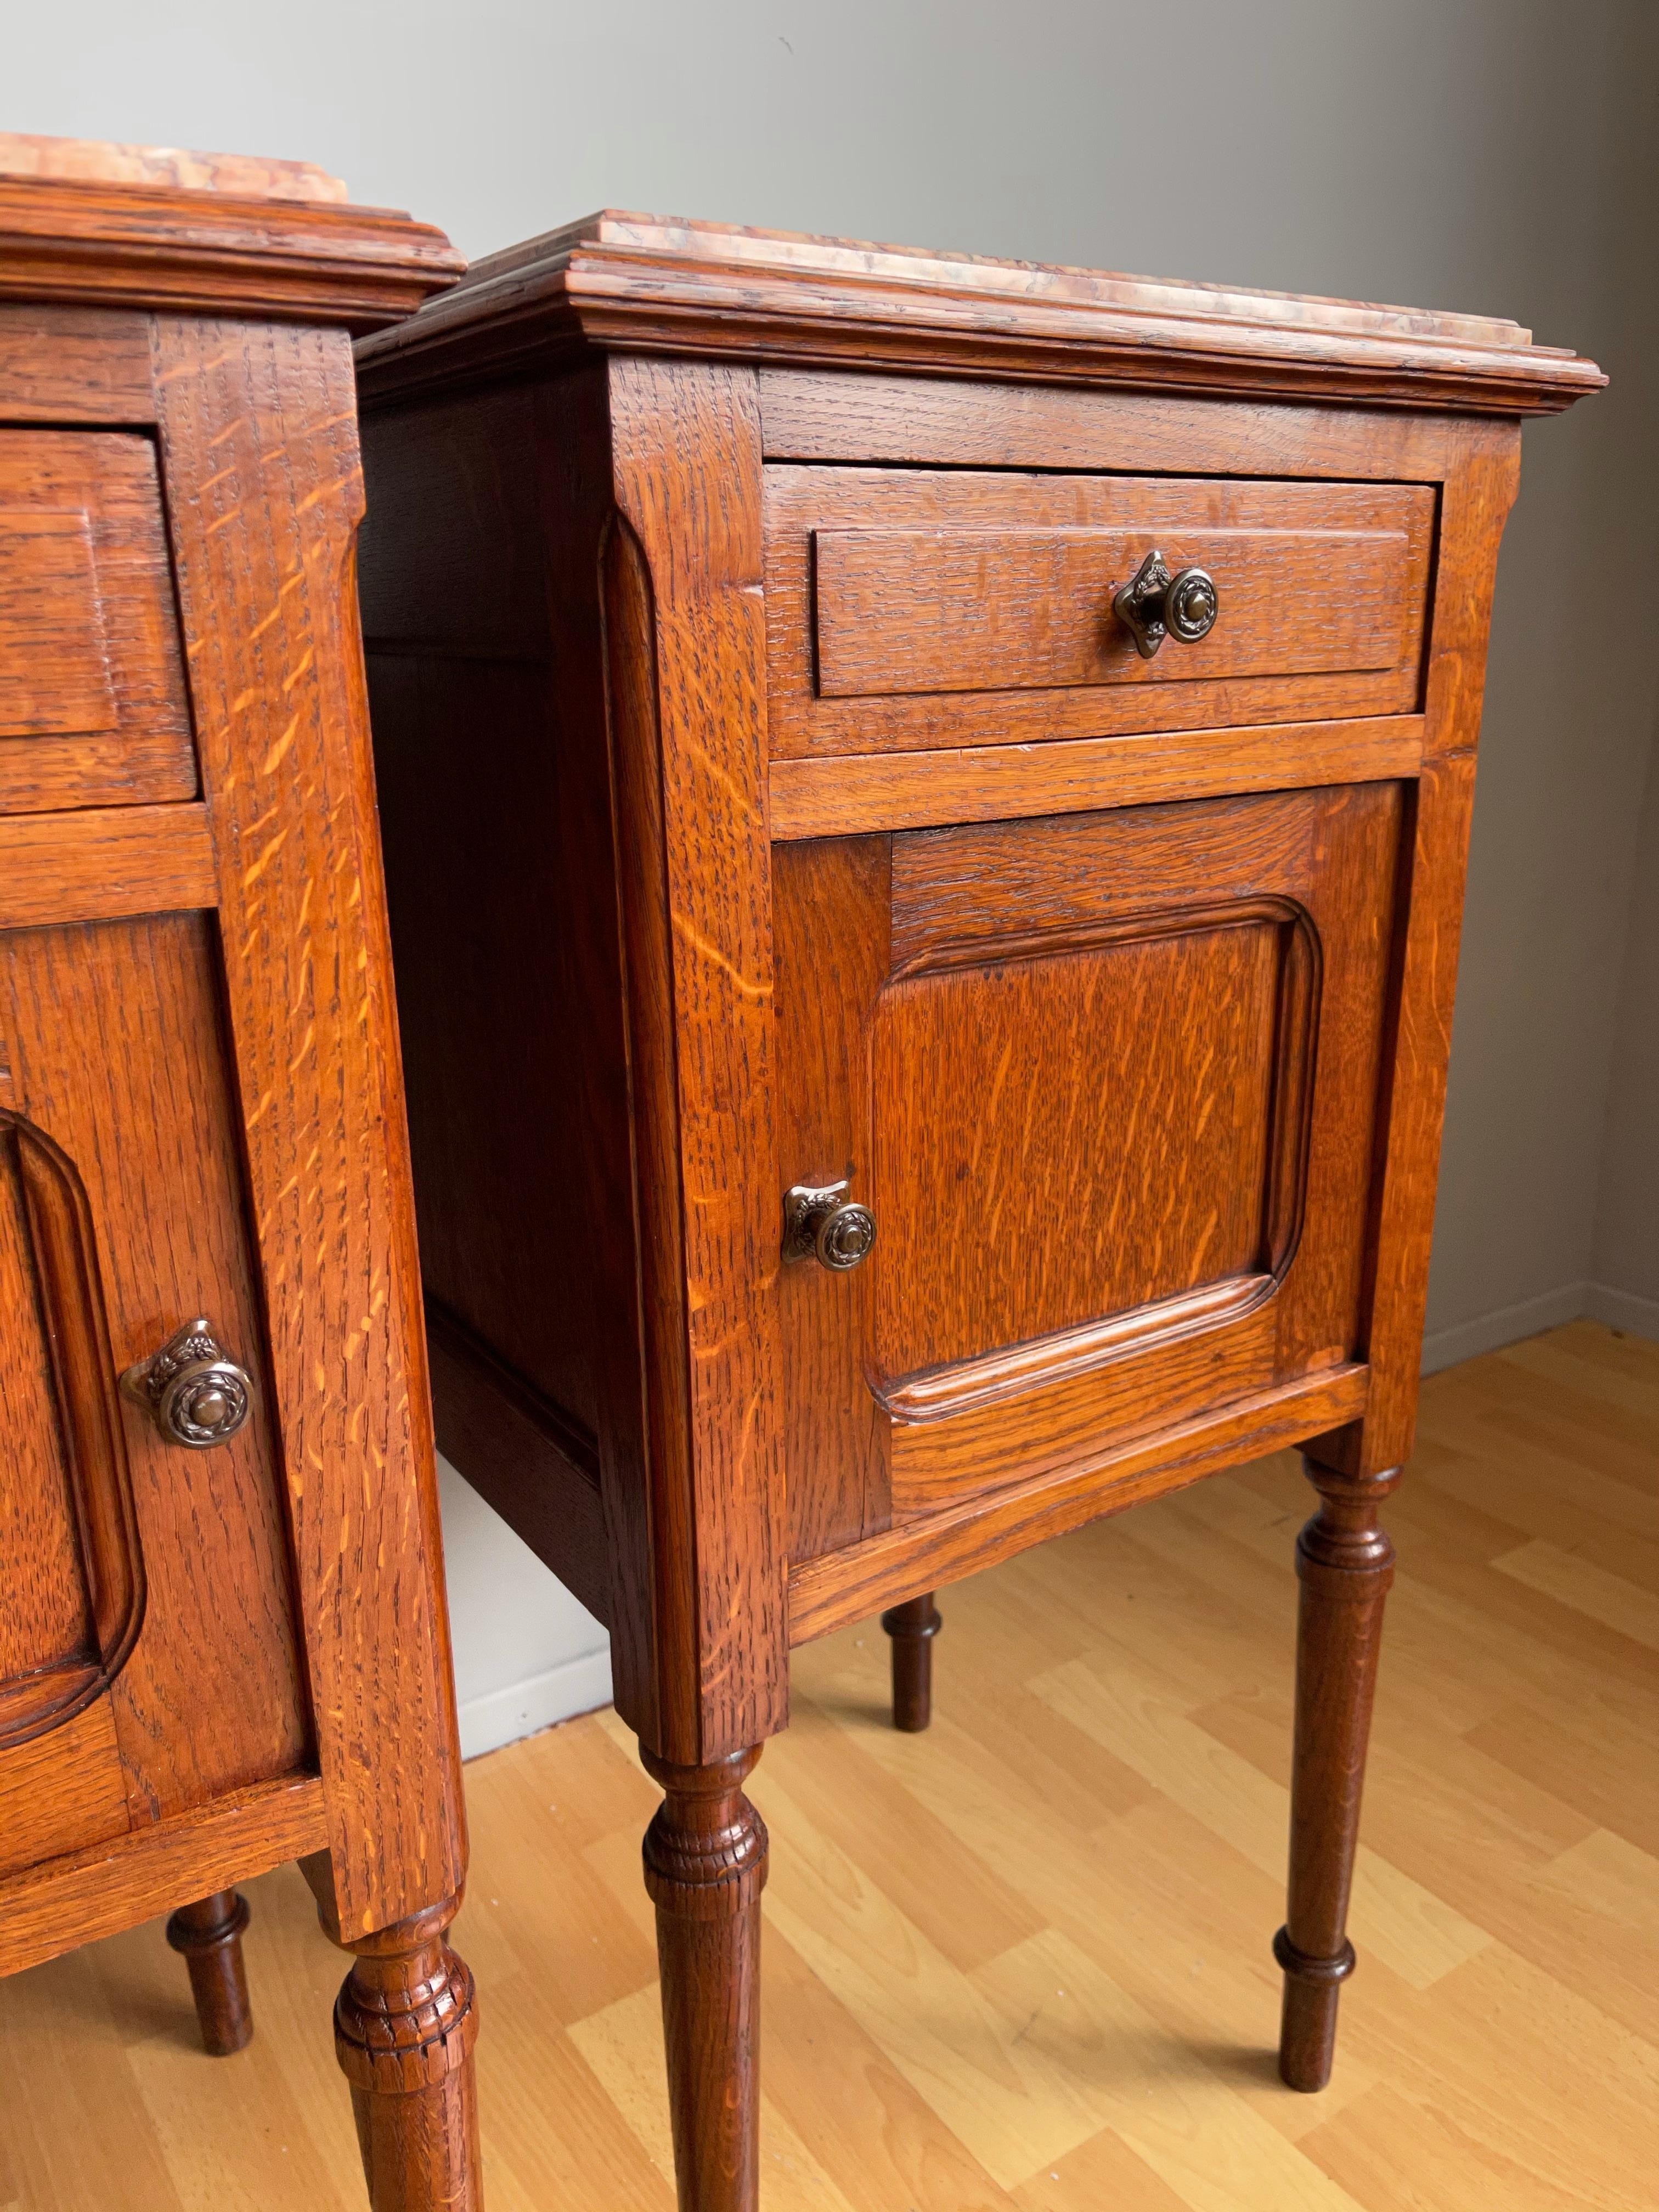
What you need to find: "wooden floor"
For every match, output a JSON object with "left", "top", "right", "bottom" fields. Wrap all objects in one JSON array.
[{"left": 3, "top": 1319, "right": 1657, "bottom": 2210}]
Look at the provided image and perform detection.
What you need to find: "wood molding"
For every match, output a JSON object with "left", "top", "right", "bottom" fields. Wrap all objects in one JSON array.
[
  {"left": 0, "top": 173, "right": 461, "bottom": 333},
  {"left": 0, "top": 305, "right": 156, "bottom": 423},
  {"left": 0, "top": 1110, "right": 145, "bottom": 1746},
  {"left": 768, "top": 715, "right": 1425, "bottom": 839},
  {"left": 0, "top": 1773, "right": 328, "bottom": 1979},
  {"left": 0, "top": 802, "right": 216, "bottom": 927},
  {"left": 874, "top": 893, "right": 1321, "bottom": 1421},
  {"left": 357, "top": 212, "right": 1602, "bottom": 414},
  {"left": 787, "top": 1362, "right": 1369, "bottom": 1643}
]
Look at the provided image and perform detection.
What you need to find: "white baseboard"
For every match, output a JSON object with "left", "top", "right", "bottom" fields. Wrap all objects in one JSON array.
[
  {"left": 1584, "top": 1279, "right": 1659, "bottom": 1343},
  {"left": 1419, "top": 1280, "right": 1592, "bottom": 1374},
  {"left": 456, "top": 1646, "right": 614, "bottom": 1762}
]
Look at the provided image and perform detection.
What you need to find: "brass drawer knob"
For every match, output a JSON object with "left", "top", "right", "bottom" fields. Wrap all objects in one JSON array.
[
  {"left": 1113, "top": 548, "right": 1220, "bottom": 659},
  {"left": 121, "top": 1317, "right": 253, "bottom": 1449},
  {"left": 782, "top": 1180, "right": 876, "bottom": 1272}
]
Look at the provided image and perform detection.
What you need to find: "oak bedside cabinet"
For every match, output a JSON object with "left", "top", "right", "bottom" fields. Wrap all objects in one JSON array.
[
  {"left": 0, "top": 138, "right": 484, "bottom": 2211},
  {"left": 352, "top": 215, "right": 1601, "bottom": 2212}
]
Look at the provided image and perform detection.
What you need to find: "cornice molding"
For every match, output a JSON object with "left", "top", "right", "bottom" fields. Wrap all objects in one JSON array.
[
  {"left": 355, "top": 211, "right": 1605, "bottom": 415},
  {"left": 0, "top": 173, "right": 462, "bottom": 332}
]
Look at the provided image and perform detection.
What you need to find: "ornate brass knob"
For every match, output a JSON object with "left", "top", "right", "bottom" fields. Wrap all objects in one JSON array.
[
  {"left": 121, "top": 1317, "right": 253, "bottom": 1449},
  {"left": 782, "top": 1180, "right": 877, "bottom": 1272},
  {"left": 1112, "top": 548, "right": 1220, "bottom": 659}
]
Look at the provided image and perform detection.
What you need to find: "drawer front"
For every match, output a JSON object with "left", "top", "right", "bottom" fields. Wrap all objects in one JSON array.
[
  {"left": 0, "top": 910, "right": 309, "bottom": 1871},
  {"left": 0, "top": 431, "right": 197, "bottom": 812},
  {"left": 765, "top": 467, "right": 1434, "bottom": 759},
  {"left": 775, "top": 785, "right": 1401, "bottom": 1560}
]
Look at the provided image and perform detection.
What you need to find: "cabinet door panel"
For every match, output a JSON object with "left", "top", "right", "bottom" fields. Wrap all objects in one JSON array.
[
  {"left": 872, "top": 919, "right": 1283, "bottom": 1386},
  {"left": 0, "top": 911, "right": 309, "bottom": 1832},
  {"left": 776, "top": 784, "right": 1401, "bottom": 1557}
]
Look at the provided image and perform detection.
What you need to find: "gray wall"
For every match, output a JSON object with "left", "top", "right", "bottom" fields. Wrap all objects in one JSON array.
[
  {"left": 10, "top": 0, "right": 1655, "bottom": 1748},
  {"left": 1593, "top": 746, "right": 1659, "bottom": 1330}
]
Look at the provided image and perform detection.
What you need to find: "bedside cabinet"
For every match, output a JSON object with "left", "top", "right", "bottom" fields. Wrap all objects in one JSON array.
[
  {"left": 353, "top": 215, "right": 1601, "bottom": 2210},
  {"left": 0, "top": 138, "right": 482, "bottom": 2211}
]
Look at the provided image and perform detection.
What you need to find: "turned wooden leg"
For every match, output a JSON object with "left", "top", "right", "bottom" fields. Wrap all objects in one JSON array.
[
  {"left": 881, "top": 1593, "right": 942, "bottom": 1731},
  {"left": 333, "top": 1895, "right": 483, "bottom": 2211},
  {"left": 167, "top": 1889, "right": 253, "bottom": 2055},
  {"left": 642, "top": 1746, "right": 768, "bottom": 2212},
  {"left": 1276, "top": 1456, "right": 1400, "bottom": 2091}
]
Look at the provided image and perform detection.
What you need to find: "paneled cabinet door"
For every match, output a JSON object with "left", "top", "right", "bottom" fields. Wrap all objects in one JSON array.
[
  {"left": 0, "top": 908, "right": 310, "bottom": 1877},
  {"left": 775, "top": 783, "right": 1405, "bottom": 1560}
]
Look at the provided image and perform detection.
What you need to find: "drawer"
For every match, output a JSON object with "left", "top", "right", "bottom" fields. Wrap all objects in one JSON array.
[
  {"left": 775, "top": 783, "right": 1402, "bottom": 1558},
  {"left": 765, "top": 466, "right": 1435, "bottom": 759},
  {"left": 0, "top": 431, "right": 196, "bottom": 811}
]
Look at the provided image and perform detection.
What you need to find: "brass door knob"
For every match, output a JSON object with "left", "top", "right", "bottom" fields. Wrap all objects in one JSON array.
[
  {"left": 121, "top": 1318, "right": 253, "bottom": 1449},
  {"left": 1112, "top": 548, "right": 1220, "bottom": 659},
  {"left": 782, "top": 1180, "right": 877, "bottom": 1272}
]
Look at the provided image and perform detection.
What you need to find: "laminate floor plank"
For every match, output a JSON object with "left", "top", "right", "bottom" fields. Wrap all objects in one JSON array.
[{"left": 1, "top": 1322, "right": 1653, "bottom": 2209}]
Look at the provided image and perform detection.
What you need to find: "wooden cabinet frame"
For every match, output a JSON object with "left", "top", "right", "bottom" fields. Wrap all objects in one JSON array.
[
  {"left": 354, "top": 212, "right": 1601, "bottom": 2208},
  {"left": 0, "top": 143, "right": 481, "bottom": 2212}
]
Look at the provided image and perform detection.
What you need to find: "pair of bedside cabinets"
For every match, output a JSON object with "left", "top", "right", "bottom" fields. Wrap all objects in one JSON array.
[{"left": 0, "top": 140, "right": 1600, "bottom": 2212}]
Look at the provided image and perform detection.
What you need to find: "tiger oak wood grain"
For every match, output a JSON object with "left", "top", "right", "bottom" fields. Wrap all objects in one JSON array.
[
  {"left": 766, "top": 713, "right": 1426, "bottom": 840},
  {"left": 766, "top": 469, "right": 1432, "bottom": 758},
  {"left": 0, "top": 154, "right": 461, "bottom": 332},
  {"left": 4, "top": 1323, "right": 1652, "bottom": 2212},
  {"left": 2, "top": 913, "right": 309, "bottom": 1820},
  {"left": 354, "top": 211, "right": 1602, "bottom": 414},
  {"left": 357, "top": 212, "right": 1597, "bottom": 2211},
  {"left": 772, "top": 836, "right": 893, "bottom": 1561},
  {"left": 0, "top": 304, "right": 155, "bottom": 422},
  {"left": 0, "top": 803, "right": 215, "bottom": 928},
  {"left": 766, "top": 788, "right": 1393, "bottom": 1535},
  {"left": 0, "top": 1774, "right": 328, "bottom": 1979},
  {"left": 150, "top": 314, "right": 464, "bottom": 1929},
  {"left": 606, "top": 353, "right": 789, "bottom": 1768},
  {"left": 0, "top": 147, "right": 478, "bottom": 2212},
  {"left": 0, "top": 431, "right": 196, "bottom": 810}
]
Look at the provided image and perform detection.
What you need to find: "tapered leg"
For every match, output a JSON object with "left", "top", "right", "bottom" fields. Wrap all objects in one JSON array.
[
  {"left": 167, "top": 1889, "right": 253, "bottom": 2055},
  {"left": 881, "top": 1594, "right": 942, "bottom": 1731},
  {"left": 642, "top": 1746, "right": 768, "bottom": 2212},
  {"left": 333, "top": 1895, "right": 483, "bottom": 2211},
  {"left": 1276, "top": 1456, "right": 1400, "bottom": 2091}
]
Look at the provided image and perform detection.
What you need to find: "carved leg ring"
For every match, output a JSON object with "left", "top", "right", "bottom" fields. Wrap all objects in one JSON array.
[
  {"left": 642, "top": 1747, "right": 768, "bottom": 2212},
  {"left": 334, "top": 1897, "right": 483, "bottom": 2211},
  {"left": 881, "top": 1594, "right": 943, "bottom": 1732},
  {"left": 167, "top": 1889, "right": 253, "bottom": 2056},
  {"left": 1276, "top": 1457, "right": 1400, "bottom": 2092}
]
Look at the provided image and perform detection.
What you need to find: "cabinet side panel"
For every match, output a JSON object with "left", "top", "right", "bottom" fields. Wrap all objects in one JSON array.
[
  {"left": 1321, "top": 422, "right": 1520, "bottom": 1476},
  {"left": 151, "top": 317, "right": 464, "bottom": 1935},
  {"left": 608, "top": 356, "right": 788, "bottom": 1759}
]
